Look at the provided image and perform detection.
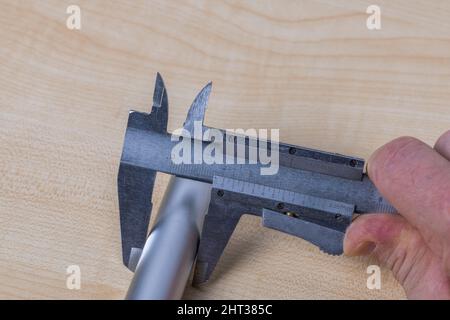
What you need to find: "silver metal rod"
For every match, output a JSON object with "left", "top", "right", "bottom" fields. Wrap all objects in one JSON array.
[{"left": 126, "top": 176, "right": 212, "bottom": 300}]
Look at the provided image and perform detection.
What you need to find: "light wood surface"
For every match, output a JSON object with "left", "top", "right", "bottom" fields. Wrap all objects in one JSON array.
[{"left": 1, "top": 0, "right": 449, "bottom": 299}]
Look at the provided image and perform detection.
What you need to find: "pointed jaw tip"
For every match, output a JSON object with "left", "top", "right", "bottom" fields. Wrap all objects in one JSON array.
[
  {"left": 196, "top": 82, "right": 213, "bottom": 102},
  {"left": 155, "top": 72, "right": 166, "bottom": 87},
  {"left": 203, "top": 82, "right": 213, "bottom": 92}
]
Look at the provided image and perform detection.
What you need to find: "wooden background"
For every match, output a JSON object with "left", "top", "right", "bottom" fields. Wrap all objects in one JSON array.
[{"left": 1, "top": 0, "right": 449, "bottom": 299}]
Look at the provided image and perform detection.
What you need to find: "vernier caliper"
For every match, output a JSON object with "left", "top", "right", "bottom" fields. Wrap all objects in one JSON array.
[{"left": 118, "top": 74, "right": 395, "bottom": 297}]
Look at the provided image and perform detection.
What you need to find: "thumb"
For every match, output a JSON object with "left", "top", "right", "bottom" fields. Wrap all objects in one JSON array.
[
  {"left": 344, "top": 214, "right": 450, "bottom": 299},
  {"left": 344, "top": 213, "right": 406, "bottom": 257}
]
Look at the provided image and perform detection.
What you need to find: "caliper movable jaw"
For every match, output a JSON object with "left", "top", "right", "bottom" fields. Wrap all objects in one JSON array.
[{"left": 192, "top": 176, "right": 355, "bottom": 284}]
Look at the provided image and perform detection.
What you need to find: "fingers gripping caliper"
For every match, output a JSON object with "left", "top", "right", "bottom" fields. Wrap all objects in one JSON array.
[{"left": 118, "top": 74, "right": 395, "bottom": 298}]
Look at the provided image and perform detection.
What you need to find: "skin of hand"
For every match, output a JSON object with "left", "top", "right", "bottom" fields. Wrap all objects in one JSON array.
[{"left": 343, "top": 130, "right": 450, "bottom": 300}]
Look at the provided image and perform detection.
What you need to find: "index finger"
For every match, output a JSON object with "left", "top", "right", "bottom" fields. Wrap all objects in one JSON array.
[{"left": 368, "top": 136, "right": 450, "bottom": 258}]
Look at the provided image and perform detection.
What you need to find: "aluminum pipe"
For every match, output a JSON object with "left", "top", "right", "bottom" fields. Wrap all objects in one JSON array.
[{"left": 126, "top": 176, "right": 212, "bottom": 300}]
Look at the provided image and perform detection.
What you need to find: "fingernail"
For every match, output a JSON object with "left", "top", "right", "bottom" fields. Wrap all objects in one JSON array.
[{"left": 367, "top": 147, "right": 381, "bottom": 177}]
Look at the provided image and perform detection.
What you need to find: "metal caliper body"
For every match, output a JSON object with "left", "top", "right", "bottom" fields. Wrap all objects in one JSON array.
[{"left": 118, "top": 73, "right": 396, "bottom": 285}]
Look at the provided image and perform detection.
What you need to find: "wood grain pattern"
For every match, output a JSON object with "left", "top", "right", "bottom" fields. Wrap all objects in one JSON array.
[{"left": 1, "top": 0, "right": 449, "bottom": 299}]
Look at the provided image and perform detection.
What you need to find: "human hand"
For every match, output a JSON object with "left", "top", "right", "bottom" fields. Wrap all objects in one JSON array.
[{"left": 344, "top": 131, "right": 450, "bottom": 299}]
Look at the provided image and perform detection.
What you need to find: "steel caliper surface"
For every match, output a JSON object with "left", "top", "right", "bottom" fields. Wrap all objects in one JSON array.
[{"left": 118, "top": 73, "right": 396, "bottom": 284}]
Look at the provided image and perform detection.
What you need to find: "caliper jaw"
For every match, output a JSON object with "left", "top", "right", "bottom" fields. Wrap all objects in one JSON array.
[
  {"left": 118, "top": 73, "right": 168, "bottom": 271},
  {"left": 193, "top": 176, "right": 355, "bottom": 285}
]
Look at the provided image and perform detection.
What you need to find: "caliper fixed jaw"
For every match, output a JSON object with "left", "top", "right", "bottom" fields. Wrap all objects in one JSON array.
[{"left": 118, "top": 73, "right": 168, "bottom": 271}]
